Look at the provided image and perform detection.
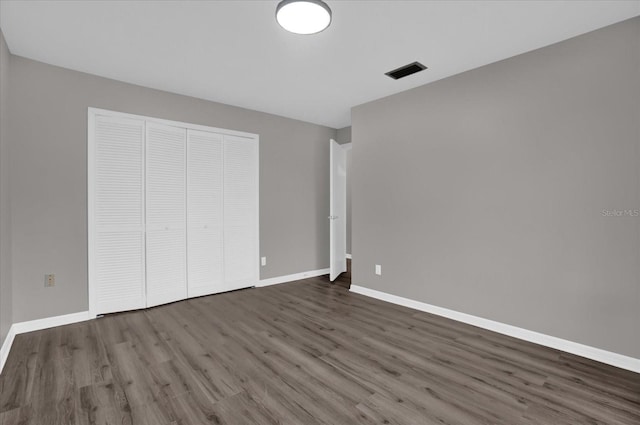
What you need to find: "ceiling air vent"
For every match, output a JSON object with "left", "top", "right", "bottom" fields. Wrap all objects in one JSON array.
[{"left": 385, "top": 61, "right": 427, "bottom": 80}]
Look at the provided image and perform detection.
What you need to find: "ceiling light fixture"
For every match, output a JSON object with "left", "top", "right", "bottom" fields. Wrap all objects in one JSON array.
[{"left": 276, "top": 0, "right": 332, "bottom": 35}]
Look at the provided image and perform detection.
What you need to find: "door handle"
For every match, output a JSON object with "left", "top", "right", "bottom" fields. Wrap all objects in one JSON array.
[{"left": 328, "top": 216, "right": 339, "bottom": 220}]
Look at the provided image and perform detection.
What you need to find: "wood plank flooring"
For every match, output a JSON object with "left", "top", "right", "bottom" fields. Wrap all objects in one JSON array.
[
  {"left": 333, "top": 259, "right": 351, "bottom": 289},
  {"left": 1, "top": 275, "right": 639, "bottom": 424}
]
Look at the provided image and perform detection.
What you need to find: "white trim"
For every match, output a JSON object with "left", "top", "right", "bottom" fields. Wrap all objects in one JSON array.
[
  {"left": 257, "top": 268, "right": 330, "bottom": 287},
  {"left": 87, "top": 109, "right": 96, "bottom": 318},
  {"left": 0, "top": 311, "right": 92, "bottom": 373},
  {"left": 350, "top": 285, "right": 640, "bottom": 373},
  {"left": 254, "top": 137, "right": 261, "bottom": 291},
  {"left": 0, "top": 326, "right": 16, "bottom": 374},
  {"left": 346, "top": 253, "right": 352, "bottom": 259},
  {"left": 12, "top": 311, "right": 92, "bottom": 334}
]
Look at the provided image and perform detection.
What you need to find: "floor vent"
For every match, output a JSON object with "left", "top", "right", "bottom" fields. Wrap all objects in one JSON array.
[{"left": 385, "top": 61, "right": 427, "bottom": 80}]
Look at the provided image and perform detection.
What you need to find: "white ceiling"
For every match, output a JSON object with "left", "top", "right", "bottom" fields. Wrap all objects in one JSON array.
[{"left": 1, "top": 1, "right": 639, "bottom": 129}]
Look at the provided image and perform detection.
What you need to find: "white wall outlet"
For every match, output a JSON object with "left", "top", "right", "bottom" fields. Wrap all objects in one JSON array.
[
  {"left": 261, "top": 257, "right": 267, "bottom": 266},
  {"left": 375, "top": 265, "right": 382, "bottom": 276},
  {"left": 45, "top": 274, "right": 55, "bottom": 287}
]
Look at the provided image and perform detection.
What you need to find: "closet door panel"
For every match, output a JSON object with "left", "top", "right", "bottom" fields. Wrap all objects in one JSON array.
[
  {"left": 224, "top": 226, "right": 256, "bottom": 285},
  {"left": 187, "top": 228, "right": 224, "bottom": 297},
  {"left": 146, "top": 123, "right": 187, "bottom": 307},
  {"left": 146, "top": 229, "right": 186, "bottom": 305},
  {"left": 95, "top": 232, "right": 145, "bottom": 313},
  {"left": 92, "top": 115, "right": 146, "bottom": 314},
  {"left": 223, "top": 135, "right": 259, "bottom": 288},
  {"left": 187, "top": 130, "right": 224, "bottom": 297}
]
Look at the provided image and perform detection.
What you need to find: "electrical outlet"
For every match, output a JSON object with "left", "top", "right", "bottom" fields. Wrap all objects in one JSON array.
[
  {"left": 261, "top": 257, "right": 267, "bottom": 266},
  {"left": 45, "top": 274, "right": 55, "bottom": 287},
  {"left": 375, "top": 265, "right": 382, "bottom": 276}
]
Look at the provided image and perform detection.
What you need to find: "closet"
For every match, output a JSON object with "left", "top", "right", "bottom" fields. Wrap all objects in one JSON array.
[{"left": 88, "top": 108, "right": 259, "bottom": 316}]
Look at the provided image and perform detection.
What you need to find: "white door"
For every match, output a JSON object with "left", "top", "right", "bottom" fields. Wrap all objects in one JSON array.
[
  {"left": 145, "top": 122, "right": 187, "bottom": 307},
  {"left": 330, "top": 139, "right": 347, "bottom": 281},
  {"left": 223, "top": 135, "right": 259, "bottom": 291},
  {"left": 90, "top": 115, "right": 146, "bottom": 315},
  {"left": 187, "top": 129, "right": 224, "bottom": 298}
]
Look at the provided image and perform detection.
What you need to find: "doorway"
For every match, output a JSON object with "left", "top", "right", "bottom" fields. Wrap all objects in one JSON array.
[{"left": 329, "top": 139, "right": 351, "bottom": 287}]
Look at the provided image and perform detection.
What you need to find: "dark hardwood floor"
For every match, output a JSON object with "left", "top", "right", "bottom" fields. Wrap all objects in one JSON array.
[
  {"left": 1, "top": 275, "right": 638, "bottom": 425},
  {"left": 333, "top": 258, "right": 351, "bottom": 289}
]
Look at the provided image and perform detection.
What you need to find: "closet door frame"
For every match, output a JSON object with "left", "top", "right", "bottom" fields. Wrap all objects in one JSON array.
[{"left": 88, "top": 107, "right": 259, "bottom": 319}]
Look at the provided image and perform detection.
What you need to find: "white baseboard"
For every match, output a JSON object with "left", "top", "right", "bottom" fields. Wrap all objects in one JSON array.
[
  {"left": 346, "top": 253, "right": 352, "bottom": 259},
  {"left": 11, "top": 311, "right": 92, "bottom": 334},
  {"left": 0, "top": 311, "right": 91, "bottom": 374},
  {"left": 0, "top": 325, "right": 16, "bottom": 375},
  {"left": 350, "top": 285, "right": 640, "bottom": 373},
  {"left": 258, "top": 268, "right": 330, "bottom": 287}
]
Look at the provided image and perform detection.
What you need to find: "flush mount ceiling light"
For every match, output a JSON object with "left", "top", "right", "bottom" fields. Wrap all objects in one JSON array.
[{"left": 276, "top": 0, "right": 332, "bottom": 35}]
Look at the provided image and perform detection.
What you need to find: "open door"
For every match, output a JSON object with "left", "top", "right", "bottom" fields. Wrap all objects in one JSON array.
[{"left": 330, "top": 139, "right": 347, "bottom": 281}]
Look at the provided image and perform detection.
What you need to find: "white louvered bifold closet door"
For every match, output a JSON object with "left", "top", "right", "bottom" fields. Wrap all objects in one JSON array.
[
  {"left": 186, "top": 130, "right": 224, "bottom": 297},
  {"left": 93, "top": 116, "right": 146, "bottom": 315},
  {"left": 223, "top": 135, "right": 259, "bottom": 289},
  {"left": 145, "top": 123, "right": 187, "bottom": 307}
]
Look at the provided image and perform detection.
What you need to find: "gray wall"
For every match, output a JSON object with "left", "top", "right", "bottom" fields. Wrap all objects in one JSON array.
[
  {"left": 0, "top": 29, "right": 12, "bottom": 347},
  {"left": 336, "top": 127, "right": 351, "bottom": 146},
  {"left": 336, "top": 127, "right": 352, "bottom": 254},
  {"left": 351, "top": 17, "right": 640, "bottom": 358},
  {"left": 9, "top": 55, "right": 336, "bottom": 323}
]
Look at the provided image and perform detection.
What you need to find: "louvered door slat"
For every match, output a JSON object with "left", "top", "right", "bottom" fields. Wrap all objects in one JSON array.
[
  {"left": 93, "top": 115, "right": 146, "bottom": 314},
  {"left": 223, "top": 135, "right": 259, "bottom": 288},
  {"left": 146, "top": 123, "right": 187, "bottom": 307},
  {"left": 187, "top": 130, "right": 224, "bottom": 297}
]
